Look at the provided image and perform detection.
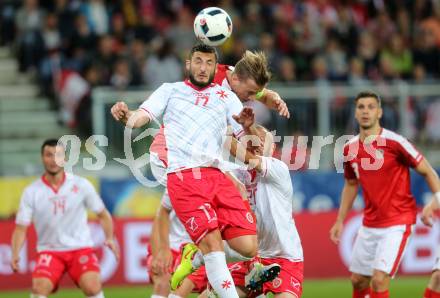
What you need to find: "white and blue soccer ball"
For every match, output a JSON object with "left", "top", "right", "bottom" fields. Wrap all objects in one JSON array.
[{"left": 194, "top": 7, "right": 233, "bottom": 47}]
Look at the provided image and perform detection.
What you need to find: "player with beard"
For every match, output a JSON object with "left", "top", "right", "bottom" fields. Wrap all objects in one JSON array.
[
  {"left": 111, "top": 44, "right": 263, "bottom": 298},
  {"left": 329, "top": 91, "right": 440, "bottom": 298},
  {"left": 11, "top": 139, "right": 119, "bottom": 298}
]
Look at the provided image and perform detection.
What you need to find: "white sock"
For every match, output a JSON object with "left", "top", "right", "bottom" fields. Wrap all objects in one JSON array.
[
  {"left": 30, "top": 295, "right": 47, "bottom": 298},
  {"left": 192, "top": 250, "right": 204, "bottom": 268},
  {"left": 203, "top": 251, "right": 239, "bottom": 298},
  {"left": 88, "top": 291, "right": 104, "bottom": 298},
  {"left": 168, "top": 294, "right": 183, "bottom": 298},
  {"left": 152, "top": 295, "right": 167, "bottom": 298},
  {"left": 223, "top": 241, "right": 252, "bottom": 262}
]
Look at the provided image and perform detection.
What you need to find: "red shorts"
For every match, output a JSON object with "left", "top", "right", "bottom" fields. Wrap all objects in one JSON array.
[
  {"left": 188, "top": 258, "right": 303, "bottom": 297},
  {"left": 167, "top": 168, "right": 256, "bottom": 244},
  {"left": 187, "top": 262, "right": 247, "bottom": 293},
  {"left": 146, "top": 243, "right": 181, "bottom": 279},
  {"left": 32, "top": 248, "right": 100, "bottom": 291}
]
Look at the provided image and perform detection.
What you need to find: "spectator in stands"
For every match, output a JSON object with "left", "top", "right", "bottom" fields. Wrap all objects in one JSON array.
[
  {"left": 380, "top": 33, "right": 413, "bottom": 78},
  {"left": 127, "top": 39, "right": 146, "bottom": 86},
  {"left": 278, "top": 56, "right": 296, "bottom": 83},
  {"left": 110, "top": 58, "right": 132, "bottom": 90},
  {"left": 412, "top": 26, "right": 440, "bottom": 78},
  {"left": 68, "top": 13, "right": 96, "bottom": 71},
  {"left": 142, "top": 38, "right": 182, "bottom": 88},
  {"left": 356, "top": 31, "right": 380, "bottom": 80},
  {"left": 367, "top": 10, "right": 397, "bottom": 47},
  {"left": 324, "top": 38, "right": 348, "bottom": 81},
  {"left": 348, "top": 57, "right": 369, "bottom": 87},
  {"left": 15, "top": 0, "right": 45, "bottom": 72},
  {"left": 94, "top": 35, "right": 118, "bottom": 85},
  {"left": 80, "top": 0, "right": 109, "bottom": 36}
]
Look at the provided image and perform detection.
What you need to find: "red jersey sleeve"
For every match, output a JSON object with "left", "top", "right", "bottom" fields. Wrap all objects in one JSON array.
[
  {"left": 394, "top": 137, "right": 423, "bottom": 168},
  {"left": 343, "top": 144, "right": 356, "bottom": 180}
]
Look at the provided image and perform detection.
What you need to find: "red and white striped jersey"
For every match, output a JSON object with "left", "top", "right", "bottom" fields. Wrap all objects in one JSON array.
[
  {"left": 16, "top": 173, "right": 105, "bottom": 252},
  {"left": 343, "top": 128, "right": 423, "bottom": 228},
  {"left": 140, "top": 80, "right": 244, "bottom": 173},
  {"left": 234, "top": 157, "right": 304, "bottom": 261},
  {"left": 149, "top": 64, "right": 234, "bottom": 166}
]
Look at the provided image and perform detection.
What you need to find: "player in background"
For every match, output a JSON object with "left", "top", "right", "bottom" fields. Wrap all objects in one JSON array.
[
  {"left": 329, "top": 91, "right": 440, "bottom": 298},
  {"left": 10, "top": 139, "right": 119, "bottom": 298},
  {"left": 146, "top": 48, "right": 284, "bottom": 298},
  {"left": 147, "top": 190, "right": 193, "bottom": 298},
  {"left": 420, "top": 179, "right": 440, "bottom": 297},
  {"left": 111, "top": 44, "right": 261, "bottom": 298},
  {"left": 173, "top": 124, "right": 304, "bottom": 298},
  {"left": 149, "top": 49, "right": 291, "bottom": 187}
]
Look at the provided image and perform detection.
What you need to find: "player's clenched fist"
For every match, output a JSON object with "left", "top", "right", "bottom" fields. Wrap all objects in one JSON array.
[
  {"left": 329, "top": 221, "right": 343, "bottom": 244},
  {"left": 111, "top": 101, "right": 129, "bottom": 121}
]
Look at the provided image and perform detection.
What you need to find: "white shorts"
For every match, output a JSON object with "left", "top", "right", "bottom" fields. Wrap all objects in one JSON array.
[
  {"left": 349, "top": 224, "right": 413, "bottom": 277},
  {"left": 150, "top": 152, "right": 167, "bottom": 186},
  {"left": 432, "top": 247, "right": 440, "bottom": 271}
]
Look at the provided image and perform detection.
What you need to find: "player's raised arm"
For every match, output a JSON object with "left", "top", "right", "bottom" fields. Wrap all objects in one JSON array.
[
  {"left": 256, "top": 88, "right": 290, "bottom": 118},
  {"left": 414, "top": 158, "right": 440, "bottom": 227},
  {"left": 110, "top": 101, "right": 151, "bottom": 128},
  {"left": 10, "top": 224, "right": 28, "bottom": 272},
  {"left": 330, "top": 178, "right": 359, "bottom": 244}
]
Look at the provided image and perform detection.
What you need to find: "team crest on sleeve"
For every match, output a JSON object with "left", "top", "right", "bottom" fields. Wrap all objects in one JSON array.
[
  {"left": 272, "top": 277, "right": 282, "bottom": 288},
  {"left": 216, "top": 90, "right": 228, "bottom": 100},
  {"left": 246, "top": 212, "right": 254, "bottom": 223}
]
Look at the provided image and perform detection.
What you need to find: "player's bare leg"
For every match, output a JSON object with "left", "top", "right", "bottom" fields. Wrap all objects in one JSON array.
[
  {"left": 173, "top": 278, "right": 196, "bottom": 298},
  {"left": 226, "top": 235, "right": 257, "bottom": 258},
  {"left": 372, "top": 271, "right": 391, "bottom": 290},
  {"left": 201, "top": 286, "right": 247, "bottom": 298},
  {"left": 274, "top": 293, "right": 299, "bottom": 298},
  {"left": 78, "top": 271, "right": 104, "bottom": 298},
  {"left": 350, "top": 273, "right": 371, "bottom": 298},
  {"left": 197, "top": 229, "right": 239, "bottom": 298},
  {"left": 31, "top": 277, "right": 54, "bottom": 297},
  {"left": 424, "top": 270, "right": 440, "bottom": 297},
  {"left": 151, "top": 272, "right": 172, "bottom": 297}
]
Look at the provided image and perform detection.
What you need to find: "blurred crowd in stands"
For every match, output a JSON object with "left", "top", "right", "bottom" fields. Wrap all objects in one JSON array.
[{"left": 1, "top": 0, "right": 440, "bottom": 142}]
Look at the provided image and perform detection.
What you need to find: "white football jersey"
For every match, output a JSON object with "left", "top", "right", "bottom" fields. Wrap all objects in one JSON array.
[
  {"left": 235, "top": 157, "right": 303, "bottom": 261},
  {"left": 140, "top": 80, "right": 244, "bottom": 173},
  {"left": 16, "top": 173, "right": 105, "bottom": 252},
  {"left": 161, "top": 190, "right": 192, "bottom": 250}
]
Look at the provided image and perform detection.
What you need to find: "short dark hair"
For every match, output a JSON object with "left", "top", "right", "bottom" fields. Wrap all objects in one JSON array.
[
  {"left": 41, "top": 139, "right": 59, "bottom": 154},
  {"left": 355, "top": 91, "right": 381, "bottom": 106},
  {"left": 189, "top": 43, "right": 218, "bottom": 62}
]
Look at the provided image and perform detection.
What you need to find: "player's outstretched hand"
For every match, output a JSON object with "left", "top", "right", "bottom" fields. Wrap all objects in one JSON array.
[
  {"left": 330, "top": 221, "right": 343, "bottom": 244},
  {"left": 265, "top": 90, "right": 290, "bottom": 119},
  {"left": 421, "top": 199, "right": 439, "bottom": 227},
  {"left": 233, "top": 107, "right": 255, "bottom": 130},
  {"left": 105, "top": 238, "right": 120, "bottom": 261},
  {"left": 11, "top": 255, "right": 19, "bottom": 273},
  {"left": 152, "top": 249, "right": 173, "bottom": 275},
  {"left": 110, "top": 101, "right": 129, "bottom": 122}
]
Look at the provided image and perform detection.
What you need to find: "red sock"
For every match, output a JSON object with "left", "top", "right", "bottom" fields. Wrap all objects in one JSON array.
[
  {"left": 424, "top": 288, "right": 432, "bottom": 298},
  {"left": 353, "top": 288, "right": 371, "bottom": 298},
  {"left": 425, "top": 288, "right": 440, "bottom": 298},
  {"left": 371, "top": 290, "right": 389, "bottom": 298}
]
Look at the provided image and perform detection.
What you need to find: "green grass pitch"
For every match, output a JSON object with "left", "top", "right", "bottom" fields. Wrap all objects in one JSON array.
[{"left": 0, "top": 276, "right": 428, "bottom": 297}]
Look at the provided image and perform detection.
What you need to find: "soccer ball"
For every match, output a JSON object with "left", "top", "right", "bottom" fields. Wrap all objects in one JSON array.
[{"left": 194, "top": 7, "right": 233, "bottom": 47}]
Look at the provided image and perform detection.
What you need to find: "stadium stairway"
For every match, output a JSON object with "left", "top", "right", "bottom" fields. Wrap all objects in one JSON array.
[{"left": 0, "top": 47, "right": 70, "bottom": 175}]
